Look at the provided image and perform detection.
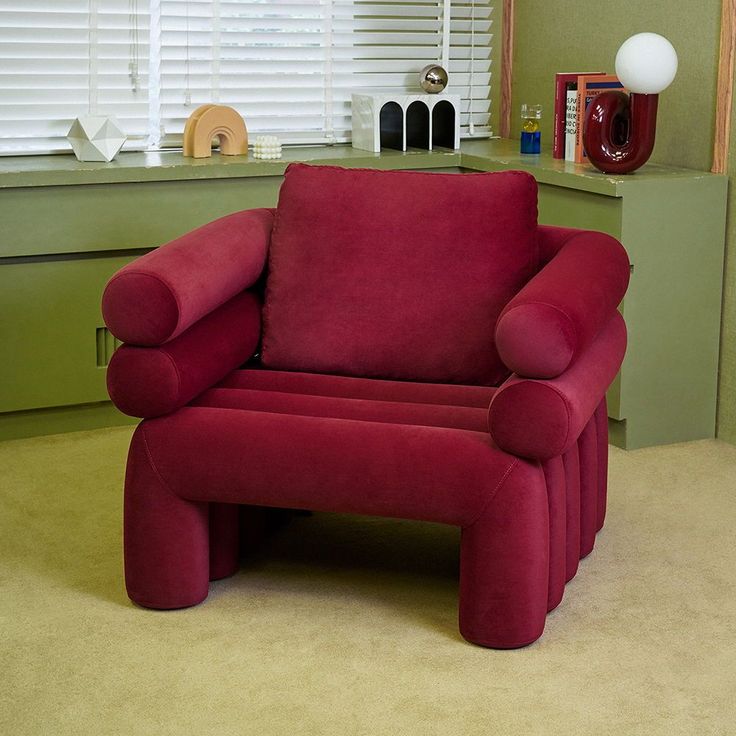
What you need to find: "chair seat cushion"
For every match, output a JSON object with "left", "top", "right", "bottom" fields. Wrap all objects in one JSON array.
[
  {"left": 192, "top": 368, "right": 495, "bottom": 433},
  {"left": 262, "top": 164, "right": 539, "bottom": 386},
  {"left": 135, "top": 368, "right": 514, "bottom": 526}
]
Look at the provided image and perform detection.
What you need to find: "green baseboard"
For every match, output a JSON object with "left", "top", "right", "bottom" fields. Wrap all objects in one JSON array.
[{"left": 0, "top": 402, "right": 137, "bottom": 442}]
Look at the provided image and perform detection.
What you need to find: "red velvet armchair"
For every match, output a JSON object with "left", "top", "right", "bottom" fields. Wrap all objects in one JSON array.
[{"left": 102, "top": 164, "right": 629, "bottom": 648}]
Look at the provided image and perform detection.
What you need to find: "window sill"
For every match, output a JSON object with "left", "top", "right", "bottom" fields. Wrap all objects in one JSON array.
[
  {"left": 0, "top": 139, "right": 721, "bottom": 196},
  {"left": 0, "top": 145, "right": 462, "bottom": 189}
]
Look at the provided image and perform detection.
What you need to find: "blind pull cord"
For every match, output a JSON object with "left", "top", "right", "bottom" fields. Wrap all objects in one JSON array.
[
  {"left": 469, "top": 0, "right": 476, "bottom": 135},
  {"left": 88, "top": 0, "right": 99, "bottom": 115}
]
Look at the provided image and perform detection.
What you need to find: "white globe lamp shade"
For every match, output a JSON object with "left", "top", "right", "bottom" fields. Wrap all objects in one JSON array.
[{"left": 615, "top": 33, "right": 678, "bottom": 94}]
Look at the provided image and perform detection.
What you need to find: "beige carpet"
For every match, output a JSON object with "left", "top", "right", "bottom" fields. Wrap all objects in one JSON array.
[{"left": 1, "top": 427, "right": 735, "bottom": 735}]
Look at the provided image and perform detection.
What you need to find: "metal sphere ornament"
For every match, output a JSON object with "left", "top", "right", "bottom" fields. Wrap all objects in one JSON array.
[{"left": 419, "top": 64, "right": 448, "bottom": 94}]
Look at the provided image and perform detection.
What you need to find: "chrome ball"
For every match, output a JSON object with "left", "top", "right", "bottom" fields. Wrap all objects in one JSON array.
[{"left": 419, "top": 64, "right": 448, "bottom": 94}]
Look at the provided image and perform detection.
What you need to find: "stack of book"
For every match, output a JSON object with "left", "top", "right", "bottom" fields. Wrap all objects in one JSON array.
[{"left": 553, "top": 72, "right": 626, "bottom": 163}]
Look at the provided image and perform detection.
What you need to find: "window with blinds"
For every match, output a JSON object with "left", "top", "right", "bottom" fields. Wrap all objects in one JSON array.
[
  {"left": 0, "top": 0, "right": 493, "bottom": 155},
  {"left": 330, "top": 1, "right": 493, "bottom": 141},
  {"left": 0, "top": 1, "right": 150, "bottom": 154}
]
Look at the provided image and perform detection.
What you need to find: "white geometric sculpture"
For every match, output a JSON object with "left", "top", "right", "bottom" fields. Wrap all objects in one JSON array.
[
  {"left": 352, "top": 91, "right": 461, "bottom": 153},
  {"left": 67, "top": 116, "right": 126, "bottom": 162}
]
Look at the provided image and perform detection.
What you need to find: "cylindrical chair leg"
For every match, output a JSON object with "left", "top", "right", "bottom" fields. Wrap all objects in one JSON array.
[
  {"left": 209, "top": 503, "right": 240, "bottom": 581},
  {"left": 562, "top": 443, "right": 581, "bottom": 582},
  {"left": 542, "top": 455, "right": 567, "bottom": 613},
  {"left": 595, "top": 400, "right": 609, "bottom": 531},
  {"left": 579, "top": 418, "right": 599, "bottom": 558},
  {"left": 459, "top": 461, "right": 549, "bottom": 649},
  {"left": 124, "top": 425, "right": 210, "bottom": 609}
]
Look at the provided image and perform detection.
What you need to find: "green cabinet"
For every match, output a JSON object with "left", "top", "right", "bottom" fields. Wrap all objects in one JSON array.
[
  {"left": 0, "top": 143, "right": 728, "bottom": 448},
  {"left": 1, "top": 255, "right": 137, "bottom": 412},
  {"left": 0, "top": 177, "right": 286, "bottom": 439},
  {"left": 464, "top": 140, "right": 728, "bottom": 449},
  {"left": 0, "top": 149, "right": 461, "bottom": 440}
]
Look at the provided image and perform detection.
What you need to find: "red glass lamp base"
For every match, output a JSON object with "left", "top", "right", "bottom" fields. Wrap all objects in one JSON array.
[{"left": 583, "top": 92, "right": 659, "bottom": 174}]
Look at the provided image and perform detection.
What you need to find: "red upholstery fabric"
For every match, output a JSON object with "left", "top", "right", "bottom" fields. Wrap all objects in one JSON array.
[
  {"left": 562, "top": 442, "right": 582, "bottom": 582},
  {"left": 459, "top": 459, "right": 549, "bottom": 648},
  {"left": 193, "top": 388, "right": 490, "bottom": 432},
  {"left": 124, "top": 390, "right": 610, "bottom": 648},
  {"left": 216, "top": 368, "right": 494, "bottom": 407},
  {"left": 578, "top": 418, "right": 599, "bottom": 558},
  {"left": 107, "top": 165, "right": 629, "bottom": 649},
  {"left": 542, "top": 455, "right": 567, "bottom": 612},
  {"left": 595, "top": 400, "right": 610, "bottom": 531},
  {"left": 125, "top": 413, "right": 571, "bottom": 648},
  {"left": 136, "top": 407, "right": 518, "bottom": 527},
  {"left": 262, "top": 163, "right": 539, "bottom": 385},
  {"left": 103, "top": 209, "right": 273, "bottom": 346},
  {"left": 536, "top": 224, "right": 582, "bottom": 264},
  {"left": 107, "top": 291, "right": 261, "bottom": 418},
  {"left": 124, "top": 427, "right": 211, "bottom": 609},
  {"left": 495, "top": 227, "right": 630, "bottom": 378},
  {"left": 488, "top": 311, "right": 626, "bottom": 459}
]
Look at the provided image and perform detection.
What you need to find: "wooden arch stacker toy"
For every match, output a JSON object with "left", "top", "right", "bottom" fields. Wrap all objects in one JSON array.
[{"left": 183, "top": 105, "right": 248, "bottom": 158}]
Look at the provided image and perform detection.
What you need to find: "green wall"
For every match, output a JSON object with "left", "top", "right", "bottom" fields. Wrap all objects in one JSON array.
[
  {"left": 511, "top": 0, "right": 722, "bottom": 170},
  {"left": 512, "top": 0, "right": 736, "bottom": 442}
]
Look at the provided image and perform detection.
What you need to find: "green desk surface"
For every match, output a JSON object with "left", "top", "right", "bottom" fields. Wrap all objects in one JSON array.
[
  {"left": 0, "top": 139, "right": 723, "bottom": 193},
  {"left": 0, "top": 141, "right": 727, "bottom": 446},
  {"left": 0, "top": 146, "right": 460, "bottom": 189},
  {"left": 459, "top": 139, "right": 723, "bottom": 196}
]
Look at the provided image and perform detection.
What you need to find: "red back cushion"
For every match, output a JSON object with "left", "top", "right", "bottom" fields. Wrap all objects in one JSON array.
[{"left": 261, "top": 164, "right": 538, "bottom": 385}]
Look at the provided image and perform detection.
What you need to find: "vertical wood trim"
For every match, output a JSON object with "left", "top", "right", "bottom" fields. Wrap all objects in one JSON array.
[
  {"left": 499, "top": 0, "right": 514, "bottom": 138},
  {"left": 712, "top": 0, "right": 736, "bottom": 173}
]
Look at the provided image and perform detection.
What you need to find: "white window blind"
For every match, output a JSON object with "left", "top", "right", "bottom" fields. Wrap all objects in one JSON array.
[
  {"left": 157, "top": 0, "right": 493, "bottom": 146},
  {"left": 0, "top": 0, "right": 492, "bottom": 154},
  {"left": 157, "top": 0, "right": 334, "bottom": 145},
  {"left": 331, "top": 1, "right": 493, "bottom": 140},
  {"left": 0, "top": 0, "right": 149, "bottom": 154}
]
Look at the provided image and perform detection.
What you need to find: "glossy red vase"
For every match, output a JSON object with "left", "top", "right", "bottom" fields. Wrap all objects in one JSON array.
[{"left": 583, "top": 91, "right": 658, "bottom": 174}]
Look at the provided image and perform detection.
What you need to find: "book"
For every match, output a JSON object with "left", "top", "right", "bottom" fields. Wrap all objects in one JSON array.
[
  {"left": 553, "top": 72, "right": 603, "bottom": 159},
  {"left": 574, "top": 74, "right": 626, "bottom": 164},
  {"left": 564, "top": 86, "right": 577, "bottom": 162}
]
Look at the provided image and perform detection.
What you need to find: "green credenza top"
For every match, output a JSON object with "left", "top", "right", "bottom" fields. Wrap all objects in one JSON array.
[
  {"left": 0, "top": 146, "right": 460, "bottom": 189},
  {"left": 0, "top": 139, "right": 724, "bottom": 194},
  {"left": 0, "top": 138, "right": 727, "bottom": 448},
  {"left": 459, "top": 139, "right": 726, "bottom": 196}
]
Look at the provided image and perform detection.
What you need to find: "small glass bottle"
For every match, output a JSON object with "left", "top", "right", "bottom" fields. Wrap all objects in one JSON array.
[{"left": 520, "top": 104, "right": 542, "bottom": 154}]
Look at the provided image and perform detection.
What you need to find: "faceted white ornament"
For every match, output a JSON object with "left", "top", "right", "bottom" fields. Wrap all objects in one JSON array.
[{"left": 67, "top": 116, "right": 127, "bottom": 162}]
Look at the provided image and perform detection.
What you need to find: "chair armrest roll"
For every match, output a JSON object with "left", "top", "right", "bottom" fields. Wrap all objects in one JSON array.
[
  {"left": 495, "top": 227, "right": 630, "bottom": 379},
  {"left": 488, "top": 311, "right": 626, "bottom": 460},
  {"left": 102, "top": 208, "right": 273, "bottom": 346},
  {"left": 107, "top": 291, "right": 261, "bottom": 418}
]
